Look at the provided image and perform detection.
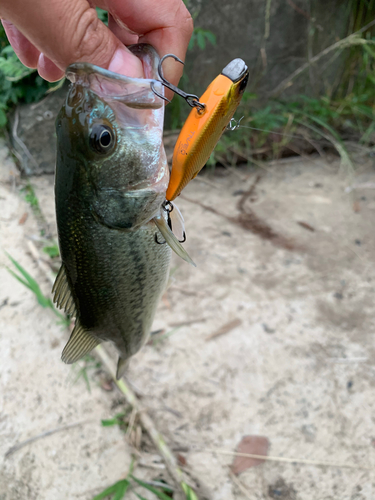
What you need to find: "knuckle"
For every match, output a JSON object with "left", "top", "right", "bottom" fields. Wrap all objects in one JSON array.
[
  {"left": 67, "top": 8, "right": 110, "bottom": 64},
  {"left": 184, "top": 12, "right": 194, "bottom": 36},
  {"left": 178, "top": 4, "right": 194, "bottom": 37}
]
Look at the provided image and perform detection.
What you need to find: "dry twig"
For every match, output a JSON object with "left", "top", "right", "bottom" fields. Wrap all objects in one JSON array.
[
  {"left": 202, "top": 448, "right": 372, "bottom": 471},
  {"left": 95, "top": 346, "right": 202, "bottom": 499},
  {"left": 206, "top": 318, "right": 242, "bottom": 341},
  {"left": 26, "top": 241, "right": 203, "bottom": 499},
  {"left": 5, "top": 421, "right": 88, "bottom": 458},
  {"left": 229, "top": 470, "right": 253, "bottom": 500},
  {"left": 269, "top": 19, "right": 375, "bottom": 98}
]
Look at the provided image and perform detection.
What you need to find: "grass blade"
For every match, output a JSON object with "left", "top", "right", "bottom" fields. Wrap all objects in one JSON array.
[
  {"left": 6, "top": 253, "right": 52, "bottom": 308},
  {"left": 6, "top": 252, "right": 66, "bottom": 320},
  {"left": 92, "top": 479, "right": 129, "bottom": 500},
  {"left": 131, "top": 476, "right": 172, "bottom": 500},
  {"left": 182, "top": 483, "right": 199, "bottom": 500},
  {"left": 294, "top": 116, "right": 354, "bottom": 175}
]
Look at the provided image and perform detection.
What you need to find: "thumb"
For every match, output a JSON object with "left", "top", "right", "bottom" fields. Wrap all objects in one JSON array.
[{"left": 0, "top": 0, "right": 144, "bottom": 78}]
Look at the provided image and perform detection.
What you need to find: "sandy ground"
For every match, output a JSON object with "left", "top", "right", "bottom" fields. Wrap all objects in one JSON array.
[{"left": 1, "top": 137, "right": 375, "bottom": 499}]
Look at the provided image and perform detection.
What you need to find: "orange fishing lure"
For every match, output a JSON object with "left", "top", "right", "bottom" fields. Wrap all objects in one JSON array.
[{"left": 166, "top": 59, "right": 249, "bottom": 201}]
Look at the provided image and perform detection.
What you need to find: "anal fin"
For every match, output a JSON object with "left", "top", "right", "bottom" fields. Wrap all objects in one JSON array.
[
  {"left": 116, "top": 357, "right": 129, "bottom": 380},
  {"left": 61, "top": 320, "right": 100, "bottom": 364}
]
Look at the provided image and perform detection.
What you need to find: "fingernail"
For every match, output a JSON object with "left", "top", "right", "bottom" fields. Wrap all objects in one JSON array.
[
  {"left": 37, "top": 53, "right": 65, "bottom": 82},
  {"left": 108, "top": 47, "right": 144, "bottom": 78}
]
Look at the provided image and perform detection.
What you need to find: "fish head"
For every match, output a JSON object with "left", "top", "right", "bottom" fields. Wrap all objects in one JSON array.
[{"left": 56, "top": 44, "right": 169, "bottom": 230}]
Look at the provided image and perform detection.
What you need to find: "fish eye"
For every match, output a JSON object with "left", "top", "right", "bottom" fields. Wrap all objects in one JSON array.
[{"left": 89, "top": 124, "right": 115, "bottom": 154}]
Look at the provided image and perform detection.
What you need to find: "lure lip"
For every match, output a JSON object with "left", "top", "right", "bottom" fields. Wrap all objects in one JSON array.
[{"left": 221, "top": 58, "right": 248, "bottom": 83}]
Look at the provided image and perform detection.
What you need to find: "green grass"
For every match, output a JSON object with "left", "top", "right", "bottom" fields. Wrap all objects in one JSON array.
[
  {"left": 20, "top": 182, "right": 44, "bottom": 222},
  {"left": 0, "top": 25, "right": 52, "bottom": 127},
  {"left": 92, "top": 479, "right": 130, "bottom": 500},
  {"left": 42, "top": 242, "right": 60, "bottom": 259},
  {"left": 91, "top": 475, "right": 176, "bottom": 500},
  {"left": 6, "top": 253, "right": 69, "bottom": 327},
  {"left": 70, "top": 354, "right": 102, "bottom": 393},
  {"left": 89, "top": 458, "right": 181, "bottom": 500},
  {"left": 7, "top": 253, "right": 56, "bottom": 311},
  {"left": 206, "top": 88, "right": 375, "bottom": 171}
]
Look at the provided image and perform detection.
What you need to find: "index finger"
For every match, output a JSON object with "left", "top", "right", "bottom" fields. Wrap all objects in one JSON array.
[{"left": 106, "top": 0, "right": 193, "bottom": 87}]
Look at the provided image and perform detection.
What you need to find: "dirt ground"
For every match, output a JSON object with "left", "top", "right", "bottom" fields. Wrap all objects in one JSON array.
[{"left": 1, "top": 137, "right": 375, "bottom": 500}]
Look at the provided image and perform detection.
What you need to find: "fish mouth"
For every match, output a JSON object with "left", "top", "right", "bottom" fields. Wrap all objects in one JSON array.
[
  {"left": 221, "top": 58, "right": 249, "bottom": 83},
  {"left": 66, "top": 44, "right": 165, "bottom": 110},
  {"left": 62, "top": 44, "right": 169, "bottom": 217}
]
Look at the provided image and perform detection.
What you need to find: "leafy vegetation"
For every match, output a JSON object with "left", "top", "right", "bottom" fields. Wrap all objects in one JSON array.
[
  {"left": 6, "top": 253, "right": 67, "bottom": 325},
  {"left": 91, "top": 472, "right": 178, "bottom": 500},
  {"left": 0, "top": 6, "right": 108, "bottom": 127},
  {"left": 70, "top": 354, "right": 102, "bottom": 393},
  {"left": 206, "top": 24, "right": 375, "bottom": 170},
  {"left": 188, "top": 27, "right": 216, "bottom": 51},
  {"left": 210, "top": 84, "right": 375, "bottom": 171},
  {"left": 42, "top": 242, "right": 60, "bottom": 259},
  {"left": 0, "top": 25, "right": 52, "bottom": 128}
]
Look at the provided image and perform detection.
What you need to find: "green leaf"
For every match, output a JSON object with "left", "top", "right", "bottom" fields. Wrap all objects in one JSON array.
[
  {"left": 92, "top": 479, "right": 129, "bottom": 500},
  {"left": 101, "top": 412, "right": 126, "bottom": 427},
  {"left": 131, "top": 476, "right": 172, "bottom": 500},
  {"left": 42, "top": 244, "right": 60, "bottom": 259},
  {"left": 187, "top": 32, "right": 196, "bottom": 51},
  {"left": 204, "top": 31, "right": 217, "bottom": 46},
  {"left": 6, "top": 253, "right": 64, "bottom": 319},
  {"left": 6, "top": 254, "right": 52, "bottom": 308},
  {"left": 96, "top": 7, "right": 109, "bottom": 25},
  {"left": 101, "top": 419, "right": 118, "bottom": 427},
  {"left": 360, "top": 121, "right": 375, "bottom": 144},
  {"left": 0, "top": 107, "right": 7, "bottom": 127},
  {"left": 295, "top": 116, "right": 354, "bottom": 174},
  {"left": 196, "top": 30, "right": 206, "bottom": 50},
  {"left": 182, "top": 483, "right": 199, "bottom": 500}
]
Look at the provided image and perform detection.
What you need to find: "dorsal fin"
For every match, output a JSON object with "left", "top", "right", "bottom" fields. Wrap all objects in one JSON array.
[
  {"left": 52, "top": 264, "right": 77, "bottom": 317},
  {"left": 61, "top": 320, "right": 101, "bottom": 364}
]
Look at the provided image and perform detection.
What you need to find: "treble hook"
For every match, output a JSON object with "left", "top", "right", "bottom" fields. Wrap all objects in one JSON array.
[
  {"left": 154, "top": 200, "right": 186, "bottom": 244},
  {"left": 151, "top": 54, "right": 206, "bottom": 112}
]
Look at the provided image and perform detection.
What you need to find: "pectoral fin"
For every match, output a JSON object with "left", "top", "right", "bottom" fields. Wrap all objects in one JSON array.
[
  {"left": 61, "top": 321, "right": 100, "bottom": 364},
  {"left": 52, "top": 264, "right": 77, "bottom": 317},
  {"left": 153, "top": 215, "right": 196, "bottom": 267},
  {"left": 169, "top": 201, "right": 185, "bottom": 242}
]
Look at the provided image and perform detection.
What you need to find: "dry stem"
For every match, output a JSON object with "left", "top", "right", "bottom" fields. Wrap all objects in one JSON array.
[{"left": 269, "top": 19, "right": 375, "bottom": 98}]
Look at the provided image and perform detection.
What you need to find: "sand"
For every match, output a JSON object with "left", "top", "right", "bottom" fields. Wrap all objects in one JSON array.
[{"left": 1, "top": 139, "right": 375, "bottom": 499}]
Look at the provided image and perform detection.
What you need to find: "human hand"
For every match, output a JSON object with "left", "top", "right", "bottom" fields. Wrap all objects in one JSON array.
[{"left": 0, "top": 0, "right": 193, "bottom": 98}]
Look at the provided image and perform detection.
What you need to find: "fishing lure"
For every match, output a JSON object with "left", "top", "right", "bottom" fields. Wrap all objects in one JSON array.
[{"left": 153, "top": 55, "right": 249, "bottom": 201}]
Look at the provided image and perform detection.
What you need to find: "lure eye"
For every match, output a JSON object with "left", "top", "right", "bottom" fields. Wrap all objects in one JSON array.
[
  {"left": 89, "top": 124, "right": 115, "bottom": 154},
  {"left": 239, "top": 72, "right": 249, "bottom": 93}
]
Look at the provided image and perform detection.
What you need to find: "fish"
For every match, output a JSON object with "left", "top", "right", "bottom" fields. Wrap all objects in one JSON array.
[
  {"left": 166, "top": 58, "right": 249, "bottom": 201},
  {"left": 53, "top": 44, "right": 192, "bottom": 379}
]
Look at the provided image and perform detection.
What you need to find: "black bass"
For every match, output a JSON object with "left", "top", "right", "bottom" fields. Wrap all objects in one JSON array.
[{"left": 53, "top": 44, "right": 191, "bottom": 379}]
